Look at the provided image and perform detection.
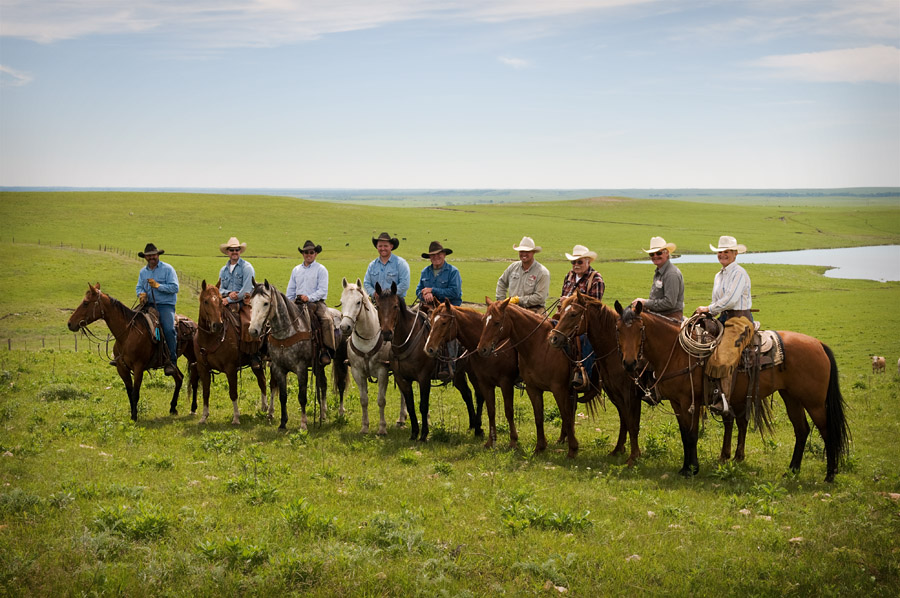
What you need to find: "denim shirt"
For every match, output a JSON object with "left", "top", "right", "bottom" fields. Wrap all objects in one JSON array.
[
  {"left": 416, "top": 263, "right": 462, "bottom": 305},
  {"left": 136, "top": 261, "right": 179, "bottom": 306},
  {"left": 364, "top": 254, "right": 410, "bottom": 298},
  {"left": 219, "top": 258, "right": 255, "bottom": 303}
]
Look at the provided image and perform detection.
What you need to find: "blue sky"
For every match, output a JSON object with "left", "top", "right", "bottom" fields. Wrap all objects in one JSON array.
[{"left": 1, "top": 0, "right": 898, "bottom": 189}]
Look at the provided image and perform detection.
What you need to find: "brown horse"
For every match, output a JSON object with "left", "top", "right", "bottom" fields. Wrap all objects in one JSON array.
[
  {"left": 476, "top": 298, "right": 581, "bottom": 458},
  {"left": 614, "top": 300, "right": 850, "bottom": 481},
  {"left": 374, "top": 282, "right": 484, "bottom": 442},
  {"left": 195, "top": 281, "right": 268, "bottom": 425},
  {"left": 67, "top": 283, "right": 197, "bottom": 421},
  {"left": 548, "top": 292, "right": 644, "bottom": 466},
  {"left": 424, "top": 299, "right": 519, "bottom": 448}
]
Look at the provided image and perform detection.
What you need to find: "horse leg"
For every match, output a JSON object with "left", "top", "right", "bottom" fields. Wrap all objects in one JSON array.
[
  {"left": 270, "top": 367, "right": 288, "bottom": 429},
  {"left": 316, "top": 363, "right": 328, "bottom": 425},
  {"left": 169, "top": 363, "right": 183, "bottom": 416},
  {"left": 525, "top": 386, "right": 547, "bottom": 453},
  {"left": 296, "top": 366, "right": 309, "bottom": 431},
  {"left": 352, "top": 367, "right": 371, "bottom": 434},
  {"left": 734, "top": 411, "right": 749, "bottom": 461},
  {"left": 253, "top": 366, "right": 268, "bottom": 414},
  {"left": 198, "top": 362, "right": 212, "bottom": 424},
  {"left": 677, "top": 412, "right": 700, "bottom": 477},
  {"left": 117, "top": 363, "right": 136, "bottom": 422},
  {"left": 464, "top": 369, "right": 485, "bottom": 437},
  {"left": 502, "top": 382, "right": 519, "bottom": 449},
  {"left": 625, "top": 391, "right": 643, "bottom": 467},
  {"left": 334, "top": 350, "right": 349, "bottom": 417},
  {"left": 376, "top": 369, "right": 390, "bottom": 436},
  {"left": 418, "top": 380, "right": 431, "bottom": 442},
  {"left": 479, "top": 378, "right": 498, "bottom": 449},
  {"left": 190, "top": 362, "right": 199, "bottom": 415},
  {"left": 608, "top": 394, "right": 628, "bottom": 456},
  {"left": 553, "top": 388, "right": 578, "bottom": 459},
  {"left": 397, "top": 377, "right": 418, "bottom": 441},
  {"left": 720, "top": 414, "right": 734, "bottom": 462},
  {"left": 779, "top": 391, "right": 810, "bottom": 475},
  {"left": 453, "top": 370, "right": 479, "bottom": 436},
  {"left": 226, "top": 369, "right": 240, "bottom": 425},
  {"left": 131, "top": 367, "right": 145, "bottom": 422}
]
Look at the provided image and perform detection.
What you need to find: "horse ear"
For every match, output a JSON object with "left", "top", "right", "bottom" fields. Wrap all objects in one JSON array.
[
  {"left": 375, "top": 282, "right": 383, "bottom": 295},
  {"left": 444, "top": 298, "right": 452, "bottom": 310},
  {"left": 202, "top": 280, "right": 207, "bottom": 291},
  {"left": 215, "top": 278, "right": 221, "bottom": 289},
  {"left": 485, "top": 297, "right": 492, "bottom": 306},
  {"left": 633, "top": 300, "right": 643, "bottom": 316},
  {"left": 342, "top": 277, "right": 348, "bottom": 289},
  {"left": 614, "top": 300, "right": 624, "bottom": 316},
  {"left": 264, "top": 279, "right": 270, "bottom": 290},
  {"left": 252, "top": 277, "right": 257, "bottom": 287},
  {"left": 391, "top": 281, "right": 397, "bottom": 294},
  {"left": 501, "top": 298, "right": 511, "bottom": 307},
  {"left": 356, "top": 278, "right": 363, "bottom": 288}
]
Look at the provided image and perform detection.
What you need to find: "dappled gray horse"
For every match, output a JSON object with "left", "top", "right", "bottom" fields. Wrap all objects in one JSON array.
[{"left": 248, "top": 280, "right": 326, "bottom": 430}]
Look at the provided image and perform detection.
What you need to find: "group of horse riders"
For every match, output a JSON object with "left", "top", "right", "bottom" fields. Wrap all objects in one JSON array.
[{"left": 134, "top": 231, "right": 754, "bottom": 415}]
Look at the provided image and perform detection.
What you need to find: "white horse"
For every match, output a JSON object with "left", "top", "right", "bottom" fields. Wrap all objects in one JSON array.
[
  {"left": 248, "top": 280, "right": 326, "bottom": 431},
  {"left": 339, "top": 277, "right": 406, "bottom": 434}
]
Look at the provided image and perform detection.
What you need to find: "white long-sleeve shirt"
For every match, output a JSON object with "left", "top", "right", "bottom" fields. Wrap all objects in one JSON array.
[{"left": 706, "top": 262, "right": 751, "bottom": 315}]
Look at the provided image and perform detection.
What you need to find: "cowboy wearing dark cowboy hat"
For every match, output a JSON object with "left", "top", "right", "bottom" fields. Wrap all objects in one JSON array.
[
  {"left": 286, "top": 239, "right": 335, "bottom": 364},
  {"left": 135, "top": 242, "right": 179, "bottom": 375},
  {"left": 415, "top": 241, "right": 462, "bottom": 307},
  {"left": 363, "top": 232, "right": 410, "bottom": 299}
]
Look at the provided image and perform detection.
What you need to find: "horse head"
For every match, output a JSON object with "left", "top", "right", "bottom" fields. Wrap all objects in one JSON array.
[
  {"left": 476, "top": 297, "right": 510, "bottom": 357},
  {"left": 199, "top": 280, "right": 225, "bottom": 334},
  {"left": 549, "top": 291, "right": 589, "bottom": 349},
  {"left": 68, "top": 282, "right": 105, "bottom": 332},
  {"left": 247, "top": 279, "right": 274, "bottom": 339},
  {"left": 424, "top": 298, "right": 456, "bottom": 357},
  {"left": 374, "top": 281, "right": 401, "bottom": 342},
  {"left": 339, "top": 277, "right": 369, "bottom": 337},
  {"left": 614, "top": 299, "right": 644, "bottom": 373}
]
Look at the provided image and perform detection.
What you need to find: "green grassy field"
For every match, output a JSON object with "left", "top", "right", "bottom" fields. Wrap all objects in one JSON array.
[{"left": 1, "top": 191, "right": 899, "bottom": 596}]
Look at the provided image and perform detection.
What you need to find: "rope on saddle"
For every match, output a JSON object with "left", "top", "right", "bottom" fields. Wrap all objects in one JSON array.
[{"left": 678, "top": 314, "right": 723, "bottom": 360}]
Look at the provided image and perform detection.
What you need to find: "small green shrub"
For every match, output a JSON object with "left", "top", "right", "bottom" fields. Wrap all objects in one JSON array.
[
  {"left": 0, "top": 488, "right": 44, "bottom": 515},
  {"left": 39, "top": 383, "right": 90, "bottom": 401}
]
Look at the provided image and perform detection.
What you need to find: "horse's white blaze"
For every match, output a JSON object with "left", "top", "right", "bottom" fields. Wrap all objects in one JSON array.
[{"left": 485, "top": 314, "right": 492, "bottom": 325}]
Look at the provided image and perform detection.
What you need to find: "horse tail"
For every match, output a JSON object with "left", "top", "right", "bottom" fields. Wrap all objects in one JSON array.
[{"left": 822, "top": 343, "right": 851, "bottom": 469}]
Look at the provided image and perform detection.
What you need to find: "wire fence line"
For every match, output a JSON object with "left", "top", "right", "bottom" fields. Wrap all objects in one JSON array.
[{"left": 2, "top": 238, "right": 206, "bottom": 352}]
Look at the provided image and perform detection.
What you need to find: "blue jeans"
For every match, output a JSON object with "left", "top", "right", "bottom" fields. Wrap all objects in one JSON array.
[
  {"left": 580, "top": 334, "right": 594, "bottom": 378},
  {"left": 155, "top": 304, "right": 178, "bottom": 364}
]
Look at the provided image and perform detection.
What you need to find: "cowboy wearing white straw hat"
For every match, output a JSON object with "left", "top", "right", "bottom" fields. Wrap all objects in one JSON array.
[
  {"left": 496, "top": 236, "right": 550, "bottom": 314},
  {"left": 560, "top": 244, "right": 604, "bottom": 391},
  {"left": 218, "top": 237, "right": 262, "bottom": 366},
  {"left": 696, "top": 235, "right": 753, "bottom": 416},
  {"left": 633, "top": 236, "right": 684, "bottom": 320}
]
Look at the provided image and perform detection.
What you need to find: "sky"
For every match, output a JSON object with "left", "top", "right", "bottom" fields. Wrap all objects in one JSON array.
[{"left": 1, "top": 0, "right": 898, "bottom": 189}]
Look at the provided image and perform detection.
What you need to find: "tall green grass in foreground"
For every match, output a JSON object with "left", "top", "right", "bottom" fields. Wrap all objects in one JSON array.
[{"left": 1, "top": 191, "right": 899, "bottom": 596}]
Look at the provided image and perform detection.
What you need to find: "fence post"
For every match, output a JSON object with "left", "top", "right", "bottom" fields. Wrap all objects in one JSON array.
[{"left": 74, "top": 334, "right": 78, "bottom": 352}]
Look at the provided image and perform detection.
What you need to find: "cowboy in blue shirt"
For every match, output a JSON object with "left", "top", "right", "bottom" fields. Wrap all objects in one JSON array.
[
  {"left": 136, "top": 242, "right": 179, "bottom": 374},
  {"left": 218, "top": 236, "right": 262, "bottom": 367},
  {"left": 416, "top": 241, "right": 462, "bottom": 307},
  {"left": 363, "top": 232, "right": 410, "bottom": 299}
]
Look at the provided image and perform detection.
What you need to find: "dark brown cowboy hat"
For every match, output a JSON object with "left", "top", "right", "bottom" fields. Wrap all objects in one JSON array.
[
  {"left": 298, "top": 240, "right": 323, "bottom": 254},
  {"left": 421, "top": 241, "right": 452, "bottom": 259},
  {"left": 138, "top": 243, "right": 164, "bottom": 258},
  {"left": 372, "top": 232, "right": 399, "bottom": 250}
]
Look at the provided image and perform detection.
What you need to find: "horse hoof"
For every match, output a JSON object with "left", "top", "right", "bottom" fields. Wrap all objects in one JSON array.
[
  {"left": 377, "top": 428, "right": 387, "bottom": 436},
  {"left": 170, "top": 410, "right": 178, "bottom": 416},
  {"left": 474, "top": 429, "right": 484, "bottom": 438}
]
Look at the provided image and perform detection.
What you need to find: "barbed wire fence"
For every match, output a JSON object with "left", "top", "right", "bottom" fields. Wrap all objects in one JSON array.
[{"left": 2, "top": 237, "right": 204, "bottom": 352}]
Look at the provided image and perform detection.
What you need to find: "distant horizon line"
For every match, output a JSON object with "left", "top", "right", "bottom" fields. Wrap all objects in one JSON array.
[{"left": 2, "top": 185, "right": 898, "bottom": 192}]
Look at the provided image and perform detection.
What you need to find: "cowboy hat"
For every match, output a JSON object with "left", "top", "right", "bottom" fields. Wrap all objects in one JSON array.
[
  {"left": 372, "top": 232, "right": 400, "bottom": 250},
  {"left": 299, "top": 240, "right": 323, "bottom": 254},
  {"left": 219, "top": 236, "right": 247, "bottom": 255},
  {"left": 512, "top": 236, "right": 541, "bottom": 253},
  {"left": 710, "top": 235, "right": 747, "bottom": 253},
  {"left": 643, "top": 236, "right": 677, "bottom": 254},
  {"left": 564, "top": 244, "right": 597, "bottom": 262},
  {"left": 138, "top": 243, "right": 164, "bottom": 258},
  {"left": 421, "top": 240, "right": 452, "bottom": 259}
]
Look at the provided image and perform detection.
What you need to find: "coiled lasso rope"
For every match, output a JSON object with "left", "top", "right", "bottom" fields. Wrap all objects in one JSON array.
[{"left": 678, "top": 313, "right": 724, "bottom": 359}]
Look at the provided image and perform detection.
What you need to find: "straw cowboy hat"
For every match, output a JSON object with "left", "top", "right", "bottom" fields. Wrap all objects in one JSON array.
[
  {"left": 710, "top": 235, "right": 747, "bottom": 253},
  {"left": 643, "top": 236, "right": 677, "bottom": 254},
  {"left": 421, "top": 241, "right": 452, "bottom": 259},
  {"left": 219, "top": 236, "right": 247, "bottom": 255},
  {"left": 564, "top": 244, "right": 597, "bottom": 262},
  {"left": 512, "top": 236, "right": 541, "bottom": 253},
  {"left": 372, "top": 232, "right": 400, "bottom": 250},
  {"left": 299, "top": 240, "right": 323, "bottom": 254},
  {"left": 138, "top": 243, "right": 164, "bottom": 258}
]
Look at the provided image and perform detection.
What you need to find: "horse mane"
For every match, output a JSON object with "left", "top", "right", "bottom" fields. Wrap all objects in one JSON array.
[{"left": 105, "top": 293, "right": 139, "bottom": 319}]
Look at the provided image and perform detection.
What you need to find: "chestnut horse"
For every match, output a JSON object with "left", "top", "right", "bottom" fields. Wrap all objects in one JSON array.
[
  {"left": 195, "top": 281, "right": 268, "bottom": 425},
  {"left": 615, "top": 301, "right": 850, "bottom": 481},
  {"left": 248, "top": 280, "right": 326, "bottom": 431},
  {"left": 374, "top": 282, "right": 484, "bottom": 442},
  {"left": 548, "top": 292, "right": 644, "bottom": 466},
  {"left": 338, "top": 278, "right": 406, "bottom": 435},
  {"left": 67, "top": 283, "right": 197, "bottom": 421},
  {"left": 424, "top": 299, "right": 519, "bottom": 449},
  {"left": 476, "top": 298, "right": 582, "bottom": 458}
]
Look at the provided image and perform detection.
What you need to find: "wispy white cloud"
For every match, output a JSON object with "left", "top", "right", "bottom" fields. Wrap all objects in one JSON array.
[
  {"left": 750, "top": 45, "right": 900, "bottom": 84},
  {"left": 0, "top": 0, "right": 656, "bottom": 46},
  {"left": 0, "top": 64, "right": 33, "bottom": 87},
  {"left": 498, "top": 56, "right": 530, "bottom": 69}
]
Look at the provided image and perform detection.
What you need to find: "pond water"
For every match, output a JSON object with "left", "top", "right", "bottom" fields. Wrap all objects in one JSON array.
[{"left": 634, "top": 245, "right": 900, "bottom": 282}]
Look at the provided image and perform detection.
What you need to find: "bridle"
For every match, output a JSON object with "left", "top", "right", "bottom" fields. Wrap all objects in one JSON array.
[{"left": 342, "top": 287, "right": 379, "bottom": 342}]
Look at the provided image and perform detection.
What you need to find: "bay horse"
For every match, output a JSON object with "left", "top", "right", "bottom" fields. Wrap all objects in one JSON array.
[
  {"left": 615, "top": 300, "right": 850, "bottom": 481},
  {"left": 338, "top": 278, "right": 406, "bottom": 435},
  {"left": 548, "top": 291, "right": 644, "bottom": 466},
  {"left": 424, "top": 299, "right": 519, "bottom": 449},
  {"left": 476, "top": 298, "right": 581, "bottom": 458},
  {"left": 195, "top": 280, "right": 268, "bottom": 425},
  {"left": 247, "top": 280, "right": 326, "bottom": 431},
  {"left": 67, "top": 283, "right": 197, "bottom": 421},
  {"left": 374, "top": 282, "right": 483, "bottom": 442}
]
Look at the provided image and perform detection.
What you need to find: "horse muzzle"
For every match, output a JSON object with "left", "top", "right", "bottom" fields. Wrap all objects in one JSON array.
[
  {"left": 477, "top": 344, "right": 493, "bottom": 358},
  {"left": 339, "top": 319, "right": 352, "bottom": 336},
  {"left": 548, "top": 330, "right": 568, "bottom": 349},
  {"left": 210, "top": 322, "right": 223, "bottom": 334},
  {"left": 382, "top": 330, "right": 393, "bottom": 342},
  {"left": 67, "top": 321, "right": 84, "bottom": 332},
  {"left": 622, "top": 358, "right": 638, "bottom": 374},
  {"left": 424, "top": 345, "right": 438, "bottom": 358}
]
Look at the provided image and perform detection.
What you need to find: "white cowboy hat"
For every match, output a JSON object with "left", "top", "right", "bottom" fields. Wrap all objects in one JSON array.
[
  {"left": 512, "top": 236, "right": 541, "bottom": 253},
  {"left": 710, "top": 235, "right": 747, "bottom": 253},
  {"left": 564, "top": 244, "right": 597, "bottom": 262},
  {"left": 219, "top": 236, "right": 247, "bottom": 255},
  {"left": 643, "top": 236, "right": 677, "bottom": 254}
]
